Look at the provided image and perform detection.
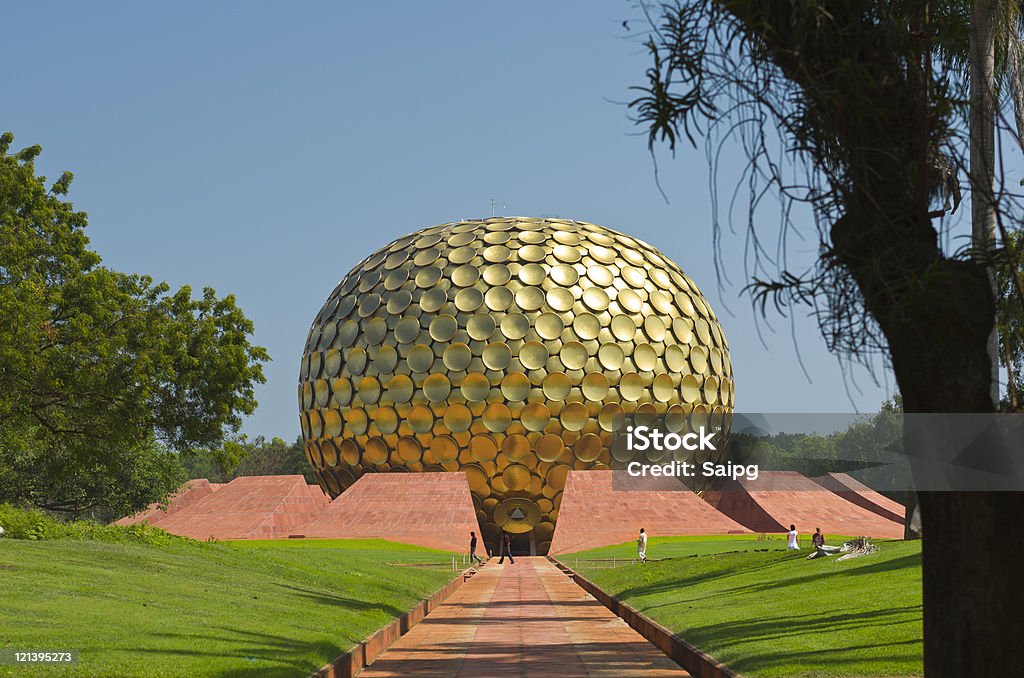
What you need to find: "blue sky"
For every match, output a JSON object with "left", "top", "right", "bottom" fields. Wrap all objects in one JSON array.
[{"left": 1, "top": 2, "right": 899, "bottom": 441}]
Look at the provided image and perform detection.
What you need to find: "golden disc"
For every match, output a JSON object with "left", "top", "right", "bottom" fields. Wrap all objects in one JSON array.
[
  {"left": 462, "top": 463, "right": 489, "bottom": 493},
  {"left": 522, "top": 402, "right": 551, "bottom": 431},
  {"left": 419, "top": 287, "right": 447, "bottom": 313},
  {"left": 483, "top": 264, "right": 512, "bottom": 285},
  {"left": 470, "top": 434, "right": 498, "bottom": 462},
  {"left": 634, "top": 344, "right": 658, "bottom": 372},
  {"left": 550, "top": 264, "right": 579, "bottom": 286},
  {"left": 560, "top": 341, "right": 588, "bottom": 370},
  {"left": 408, "top": 404, "right": 434, "bottom": 433},
  {"left": 461, "top": 372, "right": 491, "bottom": 402},
  {"left": 430, "top": 435, "right": 459, "bottom": 463},
  {"left": 482, "top": 402, "right": 512, "bottom": 432},
  {"left": 574, "top": 433, "right": 603, "bottom": 462},
  {"left": 500, "top": 313, "right": 530, "bottom": 340},
  {"left": 467, "top": 314, "right": 497, "bottom": 341},
  {"left": 542, "top": 372, "right": 571, "bottom": 400},
  {"left": 482, "top": 342, "right": 512, "bottom": 370},
  {"left": 372, "top": 345, "right": 398, "bottom": 373},
  {"left": 620, "top": 372, "right": 644, "bottom": 401},
  {"left": 680, "top": 374, "right": 701, "bottom": 403},
  {"left": 546, "top": 464, "right": 571, "bottom": 491},
  {"left": 690, "top": 346, "right": 709, "bottom": 374},
  {"left": 346, "top": 346, "right": 367, "bottom": 374},
  {"left": 364, "top": 438, "right": 389, "bottom": 465},
  {"left": 500, "top": 372, "right": 532, "bottom": 401},
  {"left": 611, "top": 315, "right": 637, "bottom": 342},
  {"left": 653, "top": 374, "right": 675, "bottom": 403},
  {"left": 407, "top": 344, "right": 435, "bottom": 373},
  {"left": 444, "top": 403, "right": 473, "bottom": 432},
  {"left": 518, "top": 263, "right": 546, "bottom": 285},
  {"left": 520, "top": 341, "right": 549, "bottom": 370},
  {"left": 536, "top": 313, "right": 565, "bottom": 340},
  {"left": 372, "top": 406, "right": 398, "bottom": 434},
  {"left": 546, "top": 287, "right": 575, "bottom": 312},
  {"left": 415, "top": 266, "right": 442, "bottom": 288},
  {"left": 395, "top": 317, "right": 421, "bottom": 344},
  {"left": 429, "top": 315, "right": 458, "bottom": 342},
  {"left": 536, "top": 433, "right": 565, "bottom": 462},
  {"left": 397, "top": 436, "right": 422, "bottom": 463},
  {"left": 357, "top": 376, "right": 380, "bottom": 405},
  {"left": 581, "top": 373, "right": 610, "bottom": 401},
  {"left": 423, "top": 373, "right": 452, "bottom": 402},
  {"left": 560, "top": 402, "right": 589, "bottom": 431},
  {"left": 502, "top": 464, "right": 531, "bottom": 491},
  {"left": 597, "top": 343, "right": 625, "bottom": 370},
  {"left": 485, "top": 286, "right": 514, "bottom": 311},
  {"left": 572, "top": 313, "right": 601, "bottom": 341},
  {"left": 443, "top": 343, "right": 473, "bottom": 371},
  {"left": 502, "top": 434, "right": 531, "bottom": 461}
]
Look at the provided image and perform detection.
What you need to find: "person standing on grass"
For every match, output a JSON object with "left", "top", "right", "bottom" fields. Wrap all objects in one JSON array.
[
  {"left": 469, "top": 530, "right": 483, "bottom": 565},
  {"left": 787, "top": 524, "right": 800, "bottom": 550},
  {"left": 637, "top": 528, "right": 648, "bottom": 563},
  {"left": 812, "top": 527, "right": 825, "bottom": 549},
  {"left": 498, "top": 531, "right": 515, "bottom": 564}
]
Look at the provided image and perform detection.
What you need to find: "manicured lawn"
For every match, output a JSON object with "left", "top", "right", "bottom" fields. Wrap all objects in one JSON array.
[
  {"left": 565, "top": 537, "right": 922, "bottom": 677},
  {"left": 0, "top": 538, "right": 456, "bottom": 677}
]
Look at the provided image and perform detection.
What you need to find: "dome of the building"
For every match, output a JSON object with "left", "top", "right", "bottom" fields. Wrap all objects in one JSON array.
[{"left": 298, "top": 217, "right": 733, "bottom": 554}]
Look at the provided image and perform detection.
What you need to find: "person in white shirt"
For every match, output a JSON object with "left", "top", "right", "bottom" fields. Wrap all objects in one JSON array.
[
  {"left": 787, "top": 524, "right": 800, "bottom": 550},
  {"left": 637, "top": 528, "right": 648, "bottom": 563}
]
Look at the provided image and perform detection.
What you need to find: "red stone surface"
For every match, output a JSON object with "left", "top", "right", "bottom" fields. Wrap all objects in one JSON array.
[
  {"left": 359, "top": 558, "right": 686, "bottom": 677},
  {"left": 812, "top": 472, "right": 906, "bottom": 525},
  {"left": 293, "top": 472, "right": 482, "bottom": 552},
  {"left": 153, "top": 475, "right": 330, "bottom": 540},
  {"left": 113, "top": 478, "right": 221, "bottom": 527},
  {"left": 548, "top": 471, "right": 750, "bottom": 555},
  {"left": 703, "top": 471, "right": 904, "bottom": 539}
]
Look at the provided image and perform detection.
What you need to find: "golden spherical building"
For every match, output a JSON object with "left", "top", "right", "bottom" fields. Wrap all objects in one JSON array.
[{"left": 298, "top": 217, "right": 733, "bottom": 554}]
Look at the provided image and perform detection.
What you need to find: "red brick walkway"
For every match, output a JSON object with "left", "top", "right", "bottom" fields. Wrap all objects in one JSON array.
[{"left": 360, "top": 557, "right": 686, "bottom": 677}]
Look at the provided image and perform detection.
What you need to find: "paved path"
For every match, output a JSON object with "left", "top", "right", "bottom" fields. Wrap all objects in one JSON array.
[{"left": 360, "top": 557, "right": 687, "bottom": 677}]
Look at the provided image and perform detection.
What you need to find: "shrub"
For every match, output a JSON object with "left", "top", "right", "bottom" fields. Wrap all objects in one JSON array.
[{"left": 0, "top": 503, "right": 195, "bottom": 546}]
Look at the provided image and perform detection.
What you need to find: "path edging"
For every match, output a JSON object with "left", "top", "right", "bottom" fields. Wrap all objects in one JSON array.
[
  {"left": 549, "top": 557, "right": 740, "bottom": 678},
  {"left": 312, "top": 568, "right": 471, "bottom": 678}
]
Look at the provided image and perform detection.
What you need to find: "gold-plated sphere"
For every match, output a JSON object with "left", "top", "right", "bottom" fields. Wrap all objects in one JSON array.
[{"left": 298, "top": 217, "right": 733, "bottom": 554}]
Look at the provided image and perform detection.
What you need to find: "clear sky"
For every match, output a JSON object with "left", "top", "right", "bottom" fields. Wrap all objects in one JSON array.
[{"left": 1, "top": 2, "right": 899, "bottom": 442}]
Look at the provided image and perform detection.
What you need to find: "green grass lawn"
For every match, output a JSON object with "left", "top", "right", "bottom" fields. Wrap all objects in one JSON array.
[
  {"left": 0, "top": 538, "right": 456, "bottom": 677},
  {"left": 565, "top": 536, "right": 922, "bottom": 678}
]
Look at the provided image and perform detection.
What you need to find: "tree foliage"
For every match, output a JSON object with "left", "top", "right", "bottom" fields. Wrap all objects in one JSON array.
[
  {"left": 181, "top": 436, "right": 314, "bottom": 485},
  {"left": 0, "top": 132, "right": 269, "bottom": 518}
]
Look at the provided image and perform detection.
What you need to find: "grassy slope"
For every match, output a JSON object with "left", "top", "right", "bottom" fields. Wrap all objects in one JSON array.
[
  {"left": 568, "top": 537, "right": 922, "bottom": 678},
  {"left": 0, "top": 538, "right": 455, "bottom": 678}
]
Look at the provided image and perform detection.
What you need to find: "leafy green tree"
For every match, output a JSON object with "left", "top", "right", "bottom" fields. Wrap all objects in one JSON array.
[{"left": 0, "top": 132, "right": 269, "bottom": 518}]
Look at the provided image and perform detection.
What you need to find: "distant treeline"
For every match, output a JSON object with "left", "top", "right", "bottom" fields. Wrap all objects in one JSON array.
[{"left": 728, "top": 398, "right": 908, "bottom": 503}]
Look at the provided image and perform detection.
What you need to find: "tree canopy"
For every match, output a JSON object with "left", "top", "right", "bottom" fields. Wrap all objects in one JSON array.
[{"left": 0, "top": 132, "right": 269, "bottom": 519}]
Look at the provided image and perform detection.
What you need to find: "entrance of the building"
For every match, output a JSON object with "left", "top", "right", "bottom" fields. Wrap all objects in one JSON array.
[{"left": 509, "top": 531, "right": 536, "bottom": 556}]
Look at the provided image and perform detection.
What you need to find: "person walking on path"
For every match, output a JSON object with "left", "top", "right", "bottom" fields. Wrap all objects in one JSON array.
[
  {"left": 787, "top": 524, "right": 800, "bottom": 550},
  {"left": 498, "top": 531, "right": 515, "bottom": 564},
  {"left": 469, "top": 530, "right": 484, "bottom": 565},
  {"left": 812, "top": 527, "right": 825, "bottom": 549},
  {"left": 637, "top": 528, "right": 648, "bottom": 563}
]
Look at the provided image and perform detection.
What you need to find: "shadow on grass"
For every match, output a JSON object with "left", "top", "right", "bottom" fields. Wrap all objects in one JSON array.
[
  {"left": 136, "top": 626, "right": 345, "bottom": 678},
  {"left": 607, "top": 551, "right": 920, "bottom": 607},
  {"left": 272, "top": 582, "right": 406, "bottom": 617}
]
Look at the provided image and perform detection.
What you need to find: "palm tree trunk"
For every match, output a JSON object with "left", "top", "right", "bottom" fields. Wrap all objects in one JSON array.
[{"left": 971, "top": 0, "right": 1000, "bottom": 406}]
